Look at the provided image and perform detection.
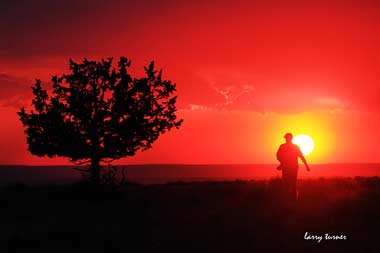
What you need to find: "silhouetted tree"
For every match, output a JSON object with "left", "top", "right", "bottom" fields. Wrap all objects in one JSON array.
[{"left": 18, "top": 57, "right": 183, "bottom": 184}]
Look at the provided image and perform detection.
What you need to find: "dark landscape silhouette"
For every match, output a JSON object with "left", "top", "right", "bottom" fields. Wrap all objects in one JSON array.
[{"left": 1, "top": 177, "right": 379, "bottom": 253}]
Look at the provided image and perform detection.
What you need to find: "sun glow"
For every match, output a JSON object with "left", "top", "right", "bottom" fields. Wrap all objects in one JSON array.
[{"left": 293, "top": 134, "right": 314, "bottom": 156}]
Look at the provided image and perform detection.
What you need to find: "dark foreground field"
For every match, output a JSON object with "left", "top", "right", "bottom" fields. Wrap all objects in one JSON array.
[{"left": 1, "top": 177, "right": 379, "bottom": 253}]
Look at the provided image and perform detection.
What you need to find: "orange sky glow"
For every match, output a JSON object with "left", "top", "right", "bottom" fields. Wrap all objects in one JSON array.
[{"left": 1, "top": 0, "right": 380, "bottom": 165}]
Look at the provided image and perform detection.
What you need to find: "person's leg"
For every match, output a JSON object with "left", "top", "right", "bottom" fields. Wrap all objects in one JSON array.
[
  {"left": 282, "top": 169, "right": 292, "bottom": 201},
  {"left": 289, "top": 167, "right": 298, "bottom": 201}
]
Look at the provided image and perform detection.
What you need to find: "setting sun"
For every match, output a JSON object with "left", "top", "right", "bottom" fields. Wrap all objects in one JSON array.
[{"left": 293, "top": 134, "right": 314, "bottom": 156}]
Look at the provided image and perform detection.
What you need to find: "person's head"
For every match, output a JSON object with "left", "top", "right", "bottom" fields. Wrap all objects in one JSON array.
[{"left": 284, "top": 133, "right": 293, "bottom": 143}]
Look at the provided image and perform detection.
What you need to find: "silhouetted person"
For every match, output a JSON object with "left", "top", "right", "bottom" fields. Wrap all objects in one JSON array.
[{"left": 276, "top": 133, "right": 310, "bottom": 201}]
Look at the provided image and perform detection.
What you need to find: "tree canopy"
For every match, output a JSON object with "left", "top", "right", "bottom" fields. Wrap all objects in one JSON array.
[{"left": 18, "top": 57, "right": 183, "bottom": 183}]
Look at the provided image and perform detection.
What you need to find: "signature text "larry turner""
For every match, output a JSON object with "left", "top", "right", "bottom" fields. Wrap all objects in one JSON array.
[{"left": 304, "top": 232, "right": 347, "bottom": 243}]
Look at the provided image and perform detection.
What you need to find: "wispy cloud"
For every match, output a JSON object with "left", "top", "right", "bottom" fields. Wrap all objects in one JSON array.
[{"left": 209, "top": 81, "right": 254, "bottom": 106}]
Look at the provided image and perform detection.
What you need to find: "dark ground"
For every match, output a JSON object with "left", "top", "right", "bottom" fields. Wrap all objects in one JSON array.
[{"left": 0, "top": 177, "right": 379, "bottom": 253}]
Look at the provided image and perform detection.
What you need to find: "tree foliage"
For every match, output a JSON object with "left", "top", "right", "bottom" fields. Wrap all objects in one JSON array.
[{"left": 18, "top": 57, "right": 183, "bottom": 183}]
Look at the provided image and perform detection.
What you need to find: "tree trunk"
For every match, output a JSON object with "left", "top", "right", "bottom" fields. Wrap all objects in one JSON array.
[{"left": 90, "top": 156, "right": 100, "bottom": 184}]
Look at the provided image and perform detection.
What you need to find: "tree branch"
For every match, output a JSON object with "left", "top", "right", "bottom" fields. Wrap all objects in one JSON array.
[
  {"left": 72, "top": 159, "right": 91, "bottom": 166},
  {"left": 100, "top": 158, "right": 116, "bottom": 164}
]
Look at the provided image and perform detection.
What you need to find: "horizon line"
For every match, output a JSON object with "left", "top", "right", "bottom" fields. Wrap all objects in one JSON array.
[{"left": 1, "top": 162, "right": 380, "bottom": 167}]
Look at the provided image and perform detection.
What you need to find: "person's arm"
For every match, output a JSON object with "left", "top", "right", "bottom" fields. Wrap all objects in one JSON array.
[
  {"left": 297, "top": 146, "right": 310, "bottom": 172},
  {"left": 299, "top": 154, "right": 310, "bottom": 172}
]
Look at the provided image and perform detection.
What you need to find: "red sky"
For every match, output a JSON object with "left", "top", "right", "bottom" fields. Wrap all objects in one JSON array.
[{"left": 1, "top": 0, "right": 380, "bottom": 165}]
